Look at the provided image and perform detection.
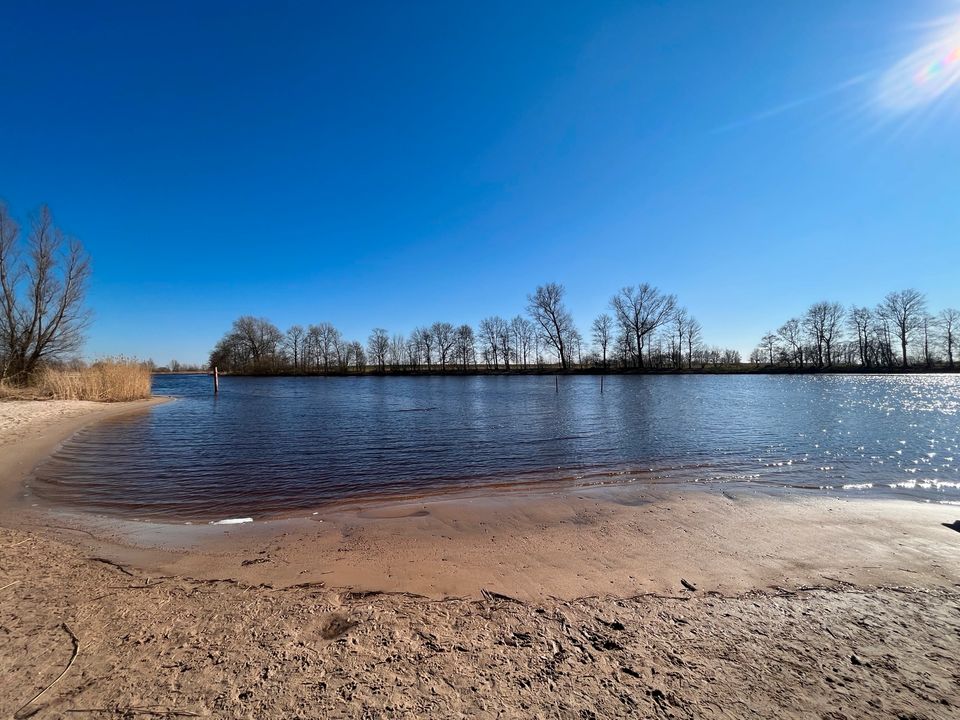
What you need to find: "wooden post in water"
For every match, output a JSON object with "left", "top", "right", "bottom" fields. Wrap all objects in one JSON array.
[
  {"left": 601, "top": 375, "right": 604, "bottom": 394},
  {"left": 555, "top": 375, "right": 558, "bottom": 393},
  {"left": 214, "top": 366, "right": 219, "bottom": 394}
]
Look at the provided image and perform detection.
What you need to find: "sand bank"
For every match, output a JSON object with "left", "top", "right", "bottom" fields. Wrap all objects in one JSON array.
[{"left": 1, "top": 399, "right": 958, "bottom": 717}]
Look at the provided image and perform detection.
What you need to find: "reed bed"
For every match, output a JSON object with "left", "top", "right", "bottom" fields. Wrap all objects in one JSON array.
[{"left": 37, "top": 359, "right": 152, "bottom": 401}]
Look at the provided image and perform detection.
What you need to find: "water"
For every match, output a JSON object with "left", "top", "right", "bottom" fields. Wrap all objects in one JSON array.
[{"left": 29, "top": 374, "right": 960, "bottom": 520}]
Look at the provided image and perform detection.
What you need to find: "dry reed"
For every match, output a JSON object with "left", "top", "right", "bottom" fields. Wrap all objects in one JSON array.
[
  {"left": 37, "top": 358, "right": 152, "bottom": 402},
  {"left": 0, "top": 381, "right": 39, "bottom": 400}
]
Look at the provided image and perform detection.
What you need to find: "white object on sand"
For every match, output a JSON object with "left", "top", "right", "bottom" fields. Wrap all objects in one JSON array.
[{"left": 211, "top": 517, "right": 253, "bottom": 525}]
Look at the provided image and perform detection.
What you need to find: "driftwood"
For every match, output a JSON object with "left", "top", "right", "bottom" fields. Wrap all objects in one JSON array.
[
  {"left": 65, "top": 708, "right": 201, "bottom": 717},
  {"left": 14, "top": 623, "right": 80, "bottom": 719},
  {"left": 628, "top": 592, "right": 692, "bottom": 601},
  {"left": 89, "top": 557, "right": 135, "bottom": 577}
]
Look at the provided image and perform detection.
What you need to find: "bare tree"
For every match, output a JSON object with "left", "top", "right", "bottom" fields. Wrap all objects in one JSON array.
[
  {"left": 568, "top": 327, "right": 584, "bottom": 366},
  {"left": 318, "top": 323, "right": 342, "bottom": 372},
  {"left": 389, "top": 333, "right": 406, "bottom": 368},
  {"left": 591, "top": 313, "right": 613, "bottom": 369},
  {"left": 760, "top": 332, "right": 778, "bottom": 365},
  {"left": 497, "top": 320, "right": 512, "bottom": 371},
  {"left": 418, "top": 327, "right": 436, "bottom": 368},
  {"left": 0, "top": 204, "right": 92, "bottom": 382},
  {"left": 367, "top": 328, "right": 389, "bottom": 371},
  {"left": 235, "top": 316, "right": 282, "bottom": 366},
  {"left": 686, "top": 317, "right": 702, "bottom": 369},
  {"left": 821, "top": 302, "right": 845, "bottom": 367},
  {"left": 870, "top": 312, "right": 895, "bottom": 368},
  {"left": 849, "top": 307, "right": 872, "bottom": 367},
  {"left": 672, "top": 308, "right": 695, "bottom": 369},
  {"left": 610, "top": 284, "right": 677, "bottom": 369},
  {"left": 209, "top": 316, "right": 283, "bottom": 372},
  {"left": 454, "top": 324, "right": 475, "bottom": 370},
  {"left": 405, "top": 335, "right": 422, "bottom": 369},
  {"left": 304, "top": 325, "right": 321, "bottom": 371},
  {"left": 940, "top": 308, "right": 958, "bottom": 369},
  {"left": 777, "top": 318, "right": 805, "bottom": 368},
  {"left": 510, "top": 316, "right": 534, "bottom": 369},
  {"left": 431, "top": 321, "right": 456, "bottom": 372},
  {"left": 804, "top": 301, "right": 845, "bottom": 367},
  {"left": 478, "top": 316, "right": 506, "bottom": 369},
  {"left": 722, "top": 348, "right": 741, "bottom": 365},
  {"left": 878, "top": 289, "right": 927, "bottom": 368},
  {"left": 527, "top": 283, "right": 574, "bottom": 369},
  {"left": 349, "top": 341, "right": 366, "bottom": 372},
  {"left": 920, "top": 314, "right": 937, "bottom": 368},
  {"left": 284, "top": 325, "right": 304, "bottom": 371}
]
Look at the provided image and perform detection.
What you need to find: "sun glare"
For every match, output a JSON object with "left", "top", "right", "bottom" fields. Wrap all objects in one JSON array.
[{"left": 878, "top": 15, "right": 960, "bottom": 111}]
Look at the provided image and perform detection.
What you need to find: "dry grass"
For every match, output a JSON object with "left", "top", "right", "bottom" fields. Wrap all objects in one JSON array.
[
  {"left": 0, "top": 381, "right": 40, "bottom": 400},
  {"left": 36, "top": 359, "right": 152, "bottom": 402}
]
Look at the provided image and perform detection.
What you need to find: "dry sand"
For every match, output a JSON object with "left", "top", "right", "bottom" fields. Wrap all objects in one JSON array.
[{"left": 1, "top": 398, "right": 959, "bottom": 718}]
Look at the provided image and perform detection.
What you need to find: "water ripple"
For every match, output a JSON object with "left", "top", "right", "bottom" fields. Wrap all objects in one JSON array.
[{"left": 27, "top": 373, "right": 960, "bottom": 520}]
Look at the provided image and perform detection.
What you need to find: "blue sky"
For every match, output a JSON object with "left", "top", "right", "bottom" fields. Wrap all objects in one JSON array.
[{"left": 2, "top": 0, "right": 959, "bottom": 365}]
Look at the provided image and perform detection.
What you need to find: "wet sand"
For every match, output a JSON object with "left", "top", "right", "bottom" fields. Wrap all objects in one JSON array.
[{"left": 1, "top": 399, "right": 959, "bottom": 718}]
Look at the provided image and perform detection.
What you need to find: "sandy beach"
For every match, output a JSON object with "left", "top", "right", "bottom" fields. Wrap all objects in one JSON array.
[{"left": 1, "top": 399, "right": 959, "bottom": 718}]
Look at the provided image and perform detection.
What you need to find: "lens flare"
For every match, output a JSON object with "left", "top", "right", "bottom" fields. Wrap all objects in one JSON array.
[
  {"left": 915, "top": 45, "right": 960, "bottom": 84},
  {"left": 878, "top": 16, "right": 960, "bottom": 111}
]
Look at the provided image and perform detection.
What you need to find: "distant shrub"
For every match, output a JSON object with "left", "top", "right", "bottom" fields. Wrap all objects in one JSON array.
[{"left": 37, "top": 358, "right": 152, "bottom": 401}]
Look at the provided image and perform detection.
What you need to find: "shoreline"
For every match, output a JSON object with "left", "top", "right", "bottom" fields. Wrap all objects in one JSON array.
[
  {"left": 53, "top": 488, "right": 960, "bottom": 601},
  {"left": 1, "top": 399, "right": 959, "bottom": 717},
  {"left": 0, "top": 396, "right": 170, "bottom": 511},
  {"left": 0, "top": 398, "right": 955, "bottom": 601}
]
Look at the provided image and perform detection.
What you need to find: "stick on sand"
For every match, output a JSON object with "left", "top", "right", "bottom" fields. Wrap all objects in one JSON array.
[{"left": 14, "top": 622, "right": 80, "bottom": 719}]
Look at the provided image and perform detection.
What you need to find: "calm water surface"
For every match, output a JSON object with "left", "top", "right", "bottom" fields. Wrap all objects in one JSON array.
[{"left": 29, "top": 374, "right": 960, "bottom": 519}]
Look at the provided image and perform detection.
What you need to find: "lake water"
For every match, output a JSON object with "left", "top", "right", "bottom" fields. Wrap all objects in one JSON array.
[{"left": 29, "top": 374, "right": 960, "bottom": 520}]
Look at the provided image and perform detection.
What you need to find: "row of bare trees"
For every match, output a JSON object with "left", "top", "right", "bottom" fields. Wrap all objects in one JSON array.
[
  {"left": 753, "top": 290, "right": 957, "bottom": 369},
  {"left": 209, "top": 282, "right": 744, "bottom": 374}
]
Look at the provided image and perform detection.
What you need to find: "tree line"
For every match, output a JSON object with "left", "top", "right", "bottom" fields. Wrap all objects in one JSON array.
[
  {"left": 752, "top": 289, "right": 957, "bottom": 370},
  {"left": 3, "top": 202, "right": 953, "bottom": 382},
  {"left": 209, "top": 282, "right": 745, "bottom": 374}
]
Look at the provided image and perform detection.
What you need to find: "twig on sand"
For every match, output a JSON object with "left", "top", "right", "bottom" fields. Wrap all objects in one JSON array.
[
  {"left": 40, "top": 524, "right": 99, "bottom": 539},
  {"left": 65, "top": 708, "right": 201, "bottom": 717},
  {"left": 481, "top": 588, "right": 524, "bottom": 603},
  {"left": 5, "top": 538, "right": 32, "bottom": 548},
  {"left": 14, "top": 623, "right": 80, "bottom": 719},
  {"left": 89, "top": 557, "right": 135, "bottom": 577},
  {"left": 1, "top": 580, "right": 21, "bottom": 592},
  {"left": 107, "top": 581, "right": 165, "bottom": 590},
  {"left": 680, "top": 578, "right": 697, "bottom": 592},
  {"left": 821, "top": 575, "right": 853, "bottom": 586}
]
